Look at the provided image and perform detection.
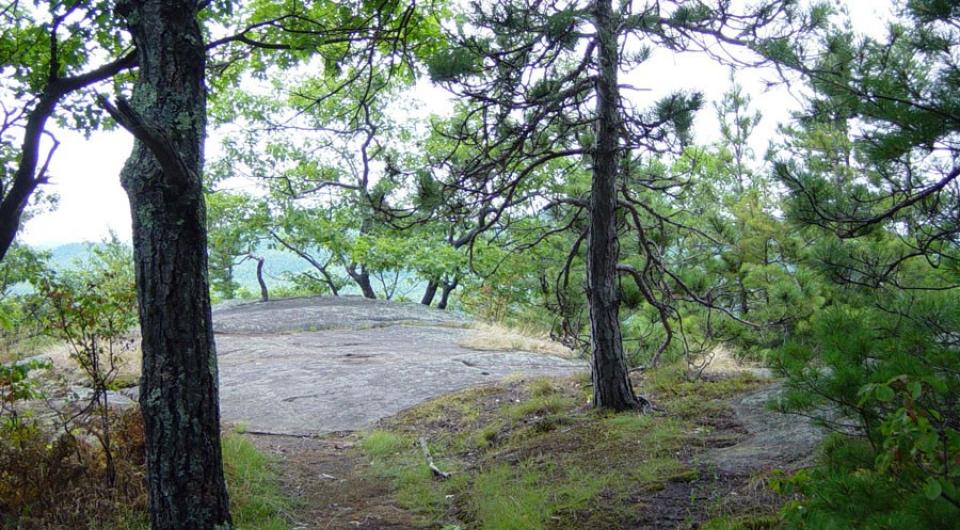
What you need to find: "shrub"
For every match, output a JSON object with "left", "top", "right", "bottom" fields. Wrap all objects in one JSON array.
[
  {"left": 773, "top": 279, "right": 960, "bottom": 526},
  {"left": 0, "top": 409, "right": 148, "bottom": 529},
  {"left": 33, "top": 237, "right": 138, "bottom": 484}
]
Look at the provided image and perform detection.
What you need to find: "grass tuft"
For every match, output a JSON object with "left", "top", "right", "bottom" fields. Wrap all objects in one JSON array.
[
  {"left": 360, "top": 430, "right": 409, "bottom": 459},
  {"left": 221, "top": 433, "right": 294, "bottom": 530},
  {"left": 506, "top": 393, "right": 572, "bottom": 419},
  {"left": 459, "top": 323, "right": 574, "bottom": 357}
]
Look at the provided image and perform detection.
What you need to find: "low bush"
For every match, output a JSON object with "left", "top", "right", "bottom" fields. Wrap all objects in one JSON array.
[{"left": 0, "top": 409, "right": 148, "bottom": 530}]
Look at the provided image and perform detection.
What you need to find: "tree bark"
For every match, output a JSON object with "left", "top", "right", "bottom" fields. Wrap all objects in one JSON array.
[
  {"left": 347, "top": 263, "right": 377, "bottom": 299},
  {"left": 250, "top": 254, "right": 269, "bottom": 302},
  {"left": 588, "top": 0, "right": 641, "bottom": 411},
  {"left": 737, "top": 275, "right": 749, "bottom": 315},
  {"left": 420, "top": 280, "right": 438, "bottom": 306},
  {"left": 0, "top": 96, "right": 57, "bottom": 262},
  {"left": 223, "top": 262, "right": 236, "bottom": 300},
  {"left": 437, "top": 278, "right": 458, "bottom": 310},
  {"left": 113, "top": 0, "right": 232, "bottom": 528}
]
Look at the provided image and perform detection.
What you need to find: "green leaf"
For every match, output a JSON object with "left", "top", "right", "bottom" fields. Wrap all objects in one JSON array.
[
  {"left": 917, "top": 432, "right": 939, "bottom": 453},
  {"left": 924, "top": 478, "right": 942, "bottom": 500},
  {"left": 907, "top": 380, "right": 923, "bottom": 399},
  {"left": 874, "top": 384, "right": 896, "bottom": 402}
]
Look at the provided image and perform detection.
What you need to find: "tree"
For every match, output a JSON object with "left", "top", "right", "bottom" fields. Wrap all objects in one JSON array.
[
  {"left": 101, "top": 0, "right": 231, "bottom": 527},
  {"left": 430, "top": 0, "right": 815, "bottom": 409},
  {"left": 775, "top": 1, "right": 960, "bottom": 253},
  {"left": 587, "top": 0, "right": 639, "bottom": 409},
  {"left": 206, "top": 0, "right": 450, "bottom": 301},
  {"left": 206, "top": 191, "right": 270, "bottom": 301},
  {"left": 766, "top": 1, "right": 960, "bottom": 521}
]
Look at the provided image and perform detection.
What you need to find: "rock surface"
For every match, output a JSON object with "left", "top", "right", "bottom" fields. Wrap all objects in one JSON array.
[
  {"left": 702, "top": 383, "right": 825, "bottom": 475},
  {"left": 214, "top": 296, "right": 585, "bottom": 436},
  {"left": 213, "top": 295, "right": 470, "bottom": 334}
]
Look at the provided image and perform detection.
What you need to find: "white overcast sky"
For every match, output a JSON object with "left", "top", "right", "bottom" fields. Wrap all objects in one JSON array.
[{"left": 20, "top": 1, "right": 894, "bottom": 246}]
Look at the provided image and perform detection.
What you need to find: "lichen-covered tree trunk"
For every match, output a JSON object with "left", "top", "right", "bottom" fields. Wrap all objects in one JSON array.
[
  {"left": 437, "top": 278, "right": 458, "bottom": 310},
  {"left": 420, "top": 280, "right": 439, "bottom": 306},
  {"left": 347, "top": 263, "right": 377, "bottom": 299},
  {"left": 254, "top": 255, "right": 269, "bottom": 302},
  {"left": 115, "top": 0, "right": 232, "bottom": 528},
  {"left": 588, "top": 0, "right": 640, "bottom": 411}
]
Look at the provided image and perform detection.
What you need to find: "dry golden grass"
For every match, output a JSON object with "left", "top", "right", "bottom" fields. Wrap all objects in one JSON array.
[
  {"left": 458, "top": 323, "right": 576, "bottom": 358},
  {"left": 31, "top": 339, "right": 142, "bottom": 388},
  {"left": 699, "top": 346, "right": 771, "bottom": 379}
]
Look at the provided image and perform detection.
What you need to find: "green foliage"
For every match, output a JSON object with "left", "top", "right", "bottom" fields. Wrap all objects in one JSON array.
[
  {"left": 31, "top": 236, "right": 137, "bottom": 483},
  {"left": 774, "top": 279, "right": 960, "bottom": 517},
  {"left": 427, "top": 47, "right": 482, "bottom": 82},
  {"left": 0, "top": 359, "right": 49, "bottom": 404},
  {"left": 0, "top": 358, "right": 51, "bottom": 435},
  {"left": 34, "top": 237, "right": 138, "bottom": 374},
  {"left": 206, "top": 191, "right": 270, "bottom": 300},
  {"left": 764, "top": 3, "right": 960, "bottom": 525},
  {"left": 0, "top": 0, "right": 950, "bottom": 526},
  {"left": 773, "top": 435, "right": 958, "bottom": 529},
  {"left": 0, "top": 245, "right": 51, "bottom": 361}
]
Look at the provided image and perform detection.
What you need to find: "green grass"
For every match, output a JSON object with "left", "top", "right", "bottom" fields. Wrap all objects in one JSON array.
[
  {"left": 644, "top": 365, "right": 768, "bottom": 418},
  {"left": 529, "top": 377, "right": 559, "bottom": 397},
  {"left": 506, "top": 392, "right": 573, "bottom": 419},
  {"left": 699, "top": 513, "right": 780, "bottom": 530},
  {"left": 467, "top": 463, "right": 609, "bottom": 530},
  {"left": 360, "top": 430, "right": 409, "bottom": 458},
  {"left": 222, "top": 433, "right": 294, "bottom": 530},
  {"left": 645, "top": 365, "right": 768, "bottom": 400},
  {"left": 101, "top": 432, "right": 296, "bottom": 530},
  {"left": 358, "top": 432, "right": 467, "bottom": 522}
]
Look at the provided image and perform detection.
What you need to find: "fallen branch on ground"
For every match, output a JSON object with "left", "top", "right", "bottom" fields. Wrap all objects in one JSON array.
[{"left": 418, "top": 437, "right": 451, "bottom": 480}]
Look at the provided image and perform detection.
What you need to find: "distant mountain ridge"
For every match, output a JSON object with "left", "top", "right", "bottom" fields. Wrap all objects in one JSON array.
[
  {"left": 37, "top": 242, "right": 423, "bottom": 300},
  {"left": 42, "top": 242, "right": 310, "bottom": 290}
]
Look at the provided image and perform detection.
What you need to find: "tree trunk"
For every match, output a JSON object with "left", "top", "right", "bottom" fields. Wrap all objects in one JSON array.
[
  {"left": 224, "top": 262, "right": 236, "bottom": 300},
  {"left": 320, "top": 267, "right": 340, "bottom": 297},
  {"left": 437, "top": 278, "right": 458, "bottom": 310},
  {"left": 737, "top": 275, "right": 749, "bottom": 315},
  {"left": 115, "top": 1, "right": 232, "bottom": 528},
  {"left": 347, "top": 263, "right": 377, "bottom": 299},
  {"left": 588, "top": 0, "right": 641, "bottom": 411},
  {"left": 420, "top": 280, "right": 438, "bottom": 306},
  {"left": 251, "top": 254, "right": 269, "bottom": 302}
]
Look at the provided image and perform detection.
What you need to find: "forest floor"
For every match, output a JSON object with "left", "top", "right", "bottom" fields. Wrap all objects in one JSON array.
[{"left": 247, "top": 371, "right": 823, "bottom": 530}]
